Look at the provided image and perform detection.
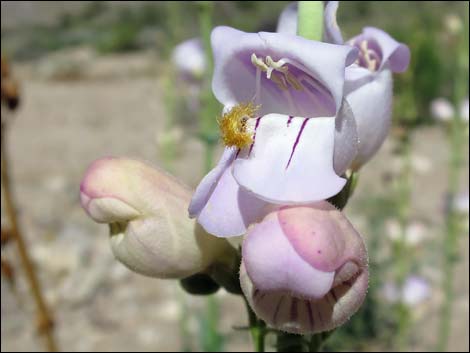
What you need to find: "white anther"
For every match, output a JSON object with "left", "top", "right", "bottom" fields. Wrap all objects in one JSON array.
[
  {"left": 251, "top": 53, "right": 269, "bottom": 72},
  {"left": 266, "top": 56, "right": 288, "bottom": 73}
]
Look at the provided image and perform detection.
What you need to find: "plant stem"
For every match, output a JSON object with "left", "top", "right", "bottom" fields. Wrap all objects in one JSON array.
[
  {"left": 437, "top": 11, "right": 468, "bottom": 351},
  {"left": 1, "top": 124, "right": 57, "bottom": 352},
  {"left": 198, "top": 1, "right": 219, "bottom": 171},
  {"left": 297, "top": 1, "right": 324, "bottom": 41},
  {"left": 244, "top": 297, "right": 266, "bottom": 352},
  {"left": 394, "top": 134, "right": 412, "bottom": 351}
]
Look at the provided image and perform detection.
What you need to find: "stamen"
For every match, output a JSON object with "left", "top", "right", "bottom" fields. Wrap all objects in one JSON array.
[
  {"left": 271, "top": 72, "right": 289, "bottom": 90},
  {"left": 251, "top": 54, "right": 268, "bottom": 72},
  {"left": 356, "top": 40, "right": 379, "bottom": 72},
  {"left": 218, "top": 102, "right": 260, "bottom": 148},
  {"left": 285, "top": 71, "right": 303, "bottom": 91},
  {"left": 253, "top": 67, "right": 262, "bottom": 104}
]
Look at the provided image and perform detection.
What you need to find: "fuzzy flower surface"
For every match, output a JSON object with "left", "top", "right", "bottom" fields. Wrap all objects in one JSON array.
[
  {"left": 80, "top": 157, "right": 231, "bottom": 278},
  {"left": 240, "top": 202, "right": 368, "bottom": 334}
]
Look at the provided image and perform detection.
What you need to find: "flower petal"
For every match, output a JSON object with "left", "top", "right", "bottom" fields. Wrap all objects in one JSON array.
[
  {"left": 211, "top": 26, "right": 357, "bottom": 117},
  {"left": 323, "top": 1, "right": 344, "bottom": 44},
  {"left": 276, "top": 2, "right": 298, "bottom": 35},
  {"left": 233, "top": 114, "right": 346, "bottom": 204},
  {"left": 80, "top": 157, "right": 231, "bottom": 278},
  {"left": 360, "top": 27, "right": 410, "bottom": 72},
  {"left": 188, "top": 147, "right": 237, "bottom": 217},
  {"left": 277, "top": 204, "right": 367, "bottom": 273},
  {"left": 333, "top": 99, "right": 358, "bottom": 175},
  {"left": 196, "top": 165, "right": 268, "bottom": 237},
  {"left": 242, "top": 211, "right": 335, "bottom": 299},
  {"left": 345, "top": 68, "right": 393, "bottom": 169}
]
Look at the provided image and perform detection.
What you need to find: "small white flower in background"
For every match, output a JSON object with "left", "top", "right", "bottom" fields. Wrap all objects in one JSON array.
[
  {"left": 431, "top": 98, "right": 455, "bottom": 122},
  {"left": 431, "top": 97, "right": 469, "bottom": 123},
  {"left": 381, "top": 276, "right": 431, "bottom": 306},
  {"left": 171, "top": 38, "right": 206, "bottom": 80},
  {"left": 402, "top": 276, "right": 431, "bottom": 306},
  {"left": 386, "top": 219, "right": 429, "bottom": 246}
]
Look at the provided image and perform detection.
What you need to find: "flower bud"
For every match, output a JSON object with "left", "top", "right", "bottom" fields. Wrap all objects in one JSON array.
[
  {"left": 240, "top": 202, "right": 368, "bottom": 334},
  {"left": 80, "top": 157, "right": 232, "bottom": 278}
]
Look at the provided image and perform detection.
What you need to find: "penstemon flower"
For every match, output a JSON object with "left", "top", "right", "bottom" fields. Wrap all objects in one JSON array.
[
  {"left": 240, "top": 203, "right": 368, "bottom": 334},
  {"left": 278, "top": 1, "right": 411, "bottom": 169},
  {"left": 80, "top": 157, "right": 232, "bottom": 278},
  {"left": 189, "top": 26, "right": 359, "bottom": 237}
]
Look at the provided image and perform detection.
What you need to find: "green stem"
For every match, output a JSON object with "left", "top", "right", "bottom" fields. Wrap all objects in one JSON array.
[
  {"left": 297, "top": 1, "right": 324, "bottom": 41},
  {"left": 244, "top": 298, "right": 266, "bottom": 352},
  {"left": 437, "top": 11, "right": 467, "bottom": 351},
  {"left": 197, "top": 1, "right": 219, "bottom": 171},
  {"left": 394, "top": 134, "right": 412, "bottom": 351}
]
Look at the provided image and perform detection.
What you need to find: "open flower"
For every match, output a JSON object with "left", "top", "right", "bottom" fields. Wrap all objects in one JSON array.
[
  {"left": 80, "top": 157, "right": 232, "bottom": 278},
  {"left": 324, "top": 1, "right": 410, "bottom": 169},
  {"left": 240, "top": 202, "right": 368, "bottom": 334},
  {"left": 190, "top": 26, "right": 359, "bottom": 237},
  {"left": 278, "top": 1, "right": 410, "bottom": 169}
]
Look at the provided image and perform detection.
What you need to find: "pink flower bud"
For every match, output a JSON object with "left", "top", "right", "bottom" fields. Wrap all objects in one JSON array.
[
  {"left": 240, "top": 202, "right": 368, "bottom": 334},
  {"left": 80, "top": 157, "right": 232, "bottom": 279}
]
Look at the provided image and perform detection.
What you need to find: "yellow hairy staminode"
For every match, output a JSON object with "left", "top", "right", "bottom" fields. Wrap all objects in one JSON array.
[{"left": 218, "top": 102, "right": 259, "bottom": 148}]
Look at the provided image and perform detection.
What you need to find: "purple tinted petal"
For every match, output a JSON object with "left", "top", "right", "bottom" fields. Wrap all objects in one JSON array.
[
  {"left": 233, "top": 114, "right": 346, "bottom": 204},
  {"left": 197, "top": 165, "right": 268, "bottom": 237},
  {"left": 361, "top": 27, "right": 410, "bottom": 72},
  {"left": 323, "top": 1, "right": 344, "bottom": 44},
  {"left": 188, "top": 147, "right": 237, "bottom": 217},
  {"left": 345, "top": 68, "right": 393, "bottom": 169},
  {"left": 333, "top": 99, "right": 358, "bottom": 175},
  {"left": 211, "top": 26, "right": 357, "bottom": 117},
  {"left": 277, "top": 205, "right": 368, "bottom": 273},
  {"left": 242, "top": 211, "right": 335, "bottom": 299},
  {"left": 276, "top": 2, "right": 298, "bottom": 35}
]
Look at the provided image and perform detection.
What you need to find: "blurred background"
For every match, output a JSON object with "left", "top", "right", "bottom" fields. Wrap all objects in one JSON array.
[{"left": 1, "top": 1, "right": 468, "bottom": 352}]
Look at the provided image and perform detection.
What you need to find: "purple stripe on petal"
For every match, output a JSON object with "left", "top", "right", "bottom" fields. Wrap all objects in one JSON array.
[
  {"left": 291, "top": 297, "right": 298, "bottom": 322},
  {"left": 273, "top": 295, "right": 285, "bottom": 325},
  {"left": 306, "top": 301, "right": 315, "bottom": 330},
  {"left": 287, "top": 115, "right": 294, "bottom": 127},
  {"left": 248, "top": 116, "right": 263, "bottom": 156},
  {"left": 317, "top": 306, "right": 324, "bottom": 327},
  {"left": 286, "top": 118, "right": 310, "bottom": 169}
]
